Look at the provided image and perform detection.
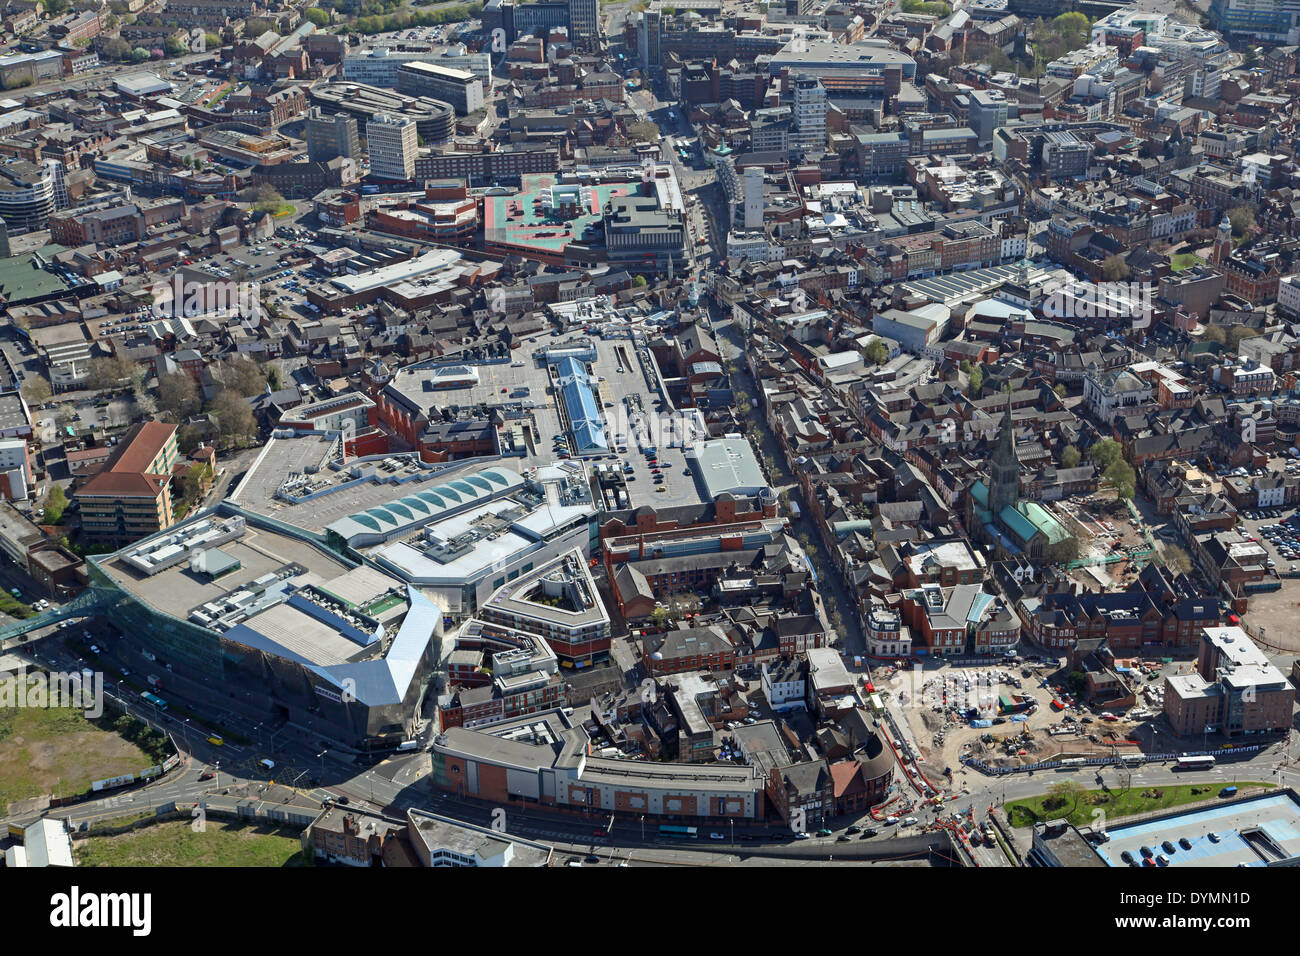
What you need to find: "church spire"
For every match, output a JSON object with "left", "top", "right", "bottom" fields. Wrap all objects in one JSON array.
[{"left": 988, "top": 383, "right": 1019, "bottom": 514}]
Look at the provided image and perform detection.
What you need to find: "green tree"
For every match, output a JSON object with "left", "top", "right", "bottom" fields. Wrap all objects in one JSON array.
[
  {"left": 1163, "top": 544, "right": 1193, "bottom": 574},
  {"left": 865, "top": 337, "right": 889, "bottom": 365},
  {"left": 627, "top": 119, "right": 660, "bottom": 142},
  {"left": 1226, "top": 205, "right": 1255, "bottom": 238},
  {"left": 204, "top": 32, "right": 221, "bottom": 48},
  {"left": 1054, "top": 384, "right": 1067, "bottom": 399},
  {"left": 163, "top": 36, "right": 187, "bottom": 56},
  {"left": 130, "top": 46, "right": 151, "bottom": 63},
  {"left": 208, "top": 389, "right": 257, "bottom": 448},
  {"left": 632, "top": 275, "right": 648, "bottom": 288},
  {"left": 100, "top": 36, "right": 131, "bottom": 61},
  {"left": 1088, "top": 437, "right": 1122, "bottom": 471},
  {"left": 158, "top": 372, "right": 201, "bottom": 419},
  {"left": 42, "top": 485, "right": 68, "bottom": 525},
  {"left": 1226, "top": 325, "right": 1261, "bottom": 353},
  {"left": 305, "top": 6, "right": 331, "bottom": 26},
  {"left": 1047, "top": 531, "right": 1084, "bottom": 565},
  {"left": 1100, "top": 254, "right": 1130, "bottom": 281},
  {"left": 1201, "top": 323, "right": 1227, "bottom": 346},
  {"left": 968, "top": 365, "right": 984, "bottom": 396},
  {"left": 1061, "top": 444, "right": 1081, "bottom": 469},
  {"left": 21, "top": 375, "right": 51, "bottom": 406},
  {"left": 1104, "top": 459, "right": 1137, "bottom": 499},
  {"left": 87, "top": 354, "right": 137, "bottom": 391},
  {"left": 215, "top": 357, "right": 269, "bottom": 397}
]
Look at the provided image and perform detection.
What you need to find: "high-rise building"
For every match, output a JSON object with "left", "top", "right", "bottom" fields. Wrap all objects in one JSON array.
[
  {"left": 638, "top": 8, "right": 661, "bottom": 71},
  {"left": 1209, "top": 0, "right": 1300, "bottom": 42},
  {"left": 567, "top": 0, "right": 598, "bottom": 46},
  {"left": 790, "top": 74, "right": 827, "bottom": 152},
  {"left": 305, "top": 108, "right": 360, "bottom": 163},
  {"left": 0, "top": 160, "right": 64, "bottom": 233},
  {"left": 743, "top": 165, "right": 764, "bottom": 230},
  {"left": 395, "top": 61, "right": 484, "bottom": 115},
  {"left": 968, "top": 89, "right": 1009, "bottom": 148},
  {"left": 366, "top": 113, "right": 418, "bottom": 182}
]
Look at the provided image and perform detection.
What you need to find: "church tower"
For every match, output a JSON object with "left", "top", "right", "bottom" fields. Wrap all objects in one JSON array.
[{"left": 988, "top": 387, "right": 1019, "bottom": 515}]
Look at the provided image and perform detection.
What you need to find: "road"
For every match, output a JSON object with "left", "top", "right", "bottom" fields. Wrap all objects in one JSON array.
[{"left": 711, "top": 306, "right": 866, "bottom": 652}]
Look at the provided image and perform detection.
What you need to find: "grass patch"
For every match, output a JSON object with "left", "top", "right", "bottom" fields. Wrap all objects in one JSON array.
[
  {"left": 1170, "top": 252, "right": 1204, "bottom": 272},
  {"left": 0, "top": 706, "right": 154, "bottom": 812},
  {"left": 1006, "top": 781, "right": 1276, "bottom": 828},
  {"left": 75, "top": 818, "right": 313, "bottom": 867}
]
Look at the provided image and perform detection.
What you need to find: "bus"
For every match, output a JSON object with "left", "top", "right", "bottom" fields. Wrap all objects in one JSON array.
[
  {"left": 1175, "top": 755, "right": 1215, "bottom": 771},
  {"left": 141, "top": 692, "right": 169, "bottom": 712},
  {"left": 658, "top": 825, "right": 698, "bottom": 839}
]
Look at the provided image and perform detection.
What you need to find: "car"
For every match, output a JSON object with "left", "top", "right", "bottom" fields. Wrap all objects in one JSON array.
[
  {"left": 1140, "top": 845, "right": 1154, "bottom": 858},
  {"left": 837, "top": 834, "right": 852, "bottom": 842},
  {"left": 1162, "top": 840, "right": 1177, "bottom": 854},
  {"left": 793, "top": 831, "right": 810, "bottom": 840},
  {"left": 862, "top": 828, "right": 878, "bottom": 838},
  {"left": 198, "top": 771, "right": 214, "bottom": 781},
  {"left": 335, "top": 796, "right": 350, "bottom": 805},
  {"left": 846, "top": 825, "right": 862, "bottom": 834},
  {"left": 1156, "top": 854, "right": 1169, "bottom": 866},
  {"left": 903, "top": 816, "right": 919, "bottom": 826},
  {"left": 1208, "top": 831, "right": 1221, "bottom": 842},
  {"left": 1120, "top": 850, "right": 1135, "bottom": 865},
  {"left": 816, "top": 828, "right": 833, "bottom": 837},
  {"left": 1179, "top": 837, "right": 1193, "bottom": 850},
  {"left": 585, "top": 853, "right": 601, "bottom": 862}
]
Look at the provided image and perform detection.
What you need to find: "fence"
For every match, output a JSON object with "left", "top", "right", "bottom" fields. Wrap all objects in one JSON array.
[{"left": 962, "top": 743, "right": 1268, "bottom": 777}]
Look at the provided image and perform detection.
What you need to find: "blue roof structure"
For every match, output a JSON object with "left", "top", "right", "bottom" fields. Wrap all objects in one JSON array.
[{"left": 557, "top": 356, "right": 608, "bottom": 455}]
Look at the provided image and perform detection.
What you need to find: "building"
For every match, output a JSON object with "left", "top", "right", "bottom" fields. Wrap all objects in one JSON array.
[
  {"left": 968, "top": 89, "right": 1010, "bottom": 148},
  {"left": 1164, "top": 626, "right": 1294, "bottom": 739},
  {"left": 366, "top": 113, "right": 418, "bottom": 182},
  {"left": 790, "top": 74, "right": 827, "bottom": 153},
  {"left": 395, "top": 61, "right": 484, "bottom": 116},
  {"left": 1209, "top": 0, "right": 1300, "bottom": 41},
  {"left": 76, "top": 421, "right": 179, "bottom": 546},
  {"left": 89, "top": 508, "right": 442, "bottom": 747},
  {"left": 305, "top": 108, "right": 360, "bottom": 163},
  {"left": 405, "top": 808, "right": 553, "bottom": 866},
  {"left": 431, "top": 709, "right": 765, "bottom": 819},
  {"left": 0, "top": 159, "right": 64, "bottom": 233},
  {"left": 568, "top": 0, "right": 598, "bottom": 45},
  {"left": 638, "top": 8, "right": 661, "bottom": 71}
]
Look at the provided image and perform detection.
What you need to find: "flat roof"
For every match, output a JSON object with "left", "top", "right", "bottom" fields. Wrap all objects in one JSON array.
[
  {"left": 692, "top": 437, "right": 765, "bottom": 498},
  {"left": 98, "top": 518, "right": 353, "bottom": 619},
  {"left": 1096, "top": 790, "right": 1300, "bottom": 867}
]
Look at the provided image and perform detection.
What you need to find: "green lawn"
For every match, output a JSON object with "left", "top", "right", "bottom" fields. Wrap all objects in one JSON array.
[
  {"left": 1006, "top": 781, "right": 1275, "bottom": 828},
  {"left": 76, "top": 818, "right": 313, "bottom": 867},
  {"left": 0, "top": 707, "right": 154, "bottom": 813},
  {"left": 1170, "top": 252, "right": 1204, "bottom": 272}
]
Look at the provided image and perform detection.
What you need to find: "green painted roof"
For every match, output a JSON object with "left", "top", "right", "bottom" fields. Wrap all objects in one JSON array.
[{"left": 1023, "top": 501, "right": 1069, "bottom": 543}]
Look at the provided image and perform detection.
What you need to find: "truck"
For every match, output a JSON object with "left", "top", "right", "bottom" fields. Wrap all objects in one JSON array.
[
  {"left": 396, "top": 739, "right": 419, "bottom": 752},
  {"left": 147, "top": 675, "right": 161, "bottom": 689}
]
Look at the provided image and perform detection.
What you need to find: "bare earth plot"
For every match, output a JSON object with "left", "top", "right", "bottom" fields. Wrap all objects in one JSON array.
[
  {"left": 0, "top": 707, "right": 153, "bottom": 813},
  {"left": 75, "top": 819, "right": 312, "bottom": 867}
]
